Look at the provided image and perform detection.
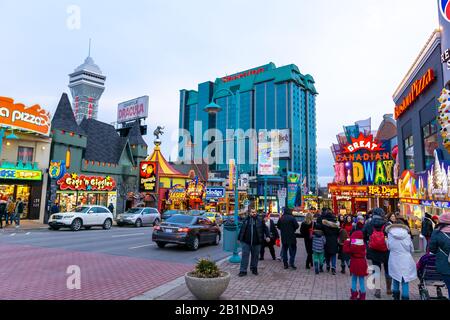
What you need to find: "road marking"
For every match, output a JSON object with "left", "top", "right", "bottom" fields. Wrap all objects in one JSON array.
[
  {"left": 26, "top": 232, "right": 31, "bottom": 235},
  {"left": 10, "top": 233, "right": 16, "bottom": 236},
  {"left": 111, "top": 233, "right": 146, "bottom": 238},
  {"left": 129, "top": 244, "right": 154, "bottom": 250}
]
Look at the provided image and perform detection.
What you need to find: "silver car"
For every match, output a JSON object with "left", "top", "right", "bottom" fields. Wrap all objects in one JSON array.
[{"left": 116, "top": 207, "right": 161, "bottom": 227}]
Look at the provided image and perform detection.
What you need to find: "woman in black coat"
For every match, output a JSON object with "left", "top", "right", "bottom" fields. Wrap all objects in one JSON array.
[
  {"left": 321, "top": 210, "right": 340, "bottom": 275},
  {"left": 300, "top": 213, "right": 314, "bottom": 269},
  {"left": 260, "top": 215, "right": 279, "bottom": 260}
]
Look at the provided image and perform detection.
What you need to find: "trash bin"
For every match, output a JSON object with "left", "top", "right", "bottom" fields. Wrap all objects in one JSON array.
[{"left": 223, "top": 221, "right": 240, "bottom": 252}]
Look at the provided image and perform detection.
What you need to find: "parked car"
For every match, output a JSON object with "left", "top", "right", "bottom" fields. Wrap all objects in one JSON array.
[
  {"left": 152, "top": 214, "right": 221, "bottom": 251},
  {"left": 203, "top": 212, "right": 223, "bottom": 226},
  {"left": 48, "top": 205, "right": 113, "bottom": 231},
  {"left": 116, "top": 207, "right": 160, "bottom": 227},
  {"left": 161, "top": 210, "right": 187, "bottom": 221}
]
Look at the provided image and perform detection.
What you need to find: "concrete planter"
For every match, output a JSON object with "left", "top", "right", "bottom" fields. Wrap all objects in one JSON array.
[{"left": 185, "top": 272, "right": 231, "bottom": 300}]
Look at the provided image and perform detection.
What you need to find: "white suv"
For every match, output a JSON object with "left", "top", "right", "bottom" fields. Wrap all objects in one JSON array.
[{"left": 48, "top": 205, "right": 114, "bottom": 231}]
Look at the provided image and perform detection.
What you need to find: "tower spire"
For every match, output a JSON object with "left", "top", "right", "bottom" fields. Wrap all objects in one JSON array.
[{"left": 88, "top": 38, "right": 91, "bottom": 57}]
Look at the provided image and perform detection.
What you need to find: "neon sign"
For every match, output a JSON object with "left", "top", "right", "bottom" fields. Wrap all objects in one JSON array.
[
  {"left": 221, "top": 67, "right": 265, "bottom": 83},
  {"left": 394, "top": 68, "right": 435, "bottom": 119},
  {"left": 0, "top": 168, "right": 42, "bottom": 181},
  {"left": 344, "top": 133, "right": 383, "bottom": 153},
  {"left": 57, "top": 173, "right": 116, "bottom": 191}
]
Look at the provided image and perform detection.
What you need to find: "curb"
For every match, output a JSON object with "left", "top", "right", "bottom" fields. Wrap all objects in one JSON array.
[{"left": 130, "top": 255, "right": 232, "bottom": 300}]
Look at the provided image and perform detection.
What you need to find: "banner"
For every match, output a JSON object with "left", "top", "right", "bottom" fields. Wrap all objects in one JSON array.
[
  {"left": 117, "top": 96, "right": 149, "bottom": 124},
  {"left": 439, "top": 0, "right": 450, "bottom": 85},
  {"left": 258, "top": 142, "right": 274, "bottom": 175},
  {"left": 287, "top": 183, "right": 299, "bottom": 209},
  {"left": 139, "top": 161, "right": 158, "bottom": 193}
]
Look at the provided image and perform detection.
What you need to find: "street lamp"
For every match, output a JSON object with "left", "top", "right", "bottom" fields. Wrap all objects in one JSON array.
[{"left": 205, "top": 88, "right": 241, "bottom": 264}]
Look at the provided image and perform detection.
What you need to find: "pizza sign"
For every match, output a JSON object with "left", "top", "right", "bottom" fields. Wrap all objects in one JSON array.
[{"left": 57, "top": 173, "right": 116, "bottom": 191}]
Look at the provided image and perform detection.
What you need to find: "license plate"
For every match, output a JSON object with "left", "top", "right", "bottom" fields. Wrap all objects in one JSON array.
[{"left": 165, "top": 229, "right": 173, "bottom": 233}]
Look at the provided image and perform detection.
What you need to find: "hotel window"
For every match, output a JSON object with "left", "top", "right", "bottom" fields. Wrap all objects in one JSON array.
[
  {"left": 404, "top": 136, "right": 414, "bottom": 170},
  {"left": 422, "top": 119, "right": 439, "bottom": 169},
  {"left": 17, "top": 146, "right": 34, "bottom": 163}
]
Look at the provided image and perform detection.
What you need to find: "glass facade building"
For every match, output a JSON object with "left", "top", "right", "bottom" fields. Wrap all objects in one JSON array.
[{"left": 178, "top": 63, "right": 318, "bottom": 193}]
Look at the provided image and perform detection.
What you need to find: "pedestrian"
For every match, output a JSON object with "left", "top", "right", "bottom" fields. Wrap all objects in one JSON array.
[
  {"left": 338, "top": 214, "right": 345, "bottom": 228},
  {"left": 432, "top": 215, "right": 440, "bottom": 226},
  {"left": 351, "top": 215, "right": 365, "bottom": 234},
  {"left": 362, "top": 207, "right": 391, "bottom": 298},
  {"left": 386, "top": 221, "right": 417, "bottom": 300},
  {"left": 429, "top": 212, "right": 450, "bottom": 298},
  {"left": 237, "top": 207, "right": 270, "bottom": 277},
  {"left": 14, "top": 198, "right": 24, "bottom": 228},
  {"left": 421, "top": 212, "right": 435, "bottom": 253},
  {"left": 108, "top": 202, "right": 115, "bottom": 214},
  {"left": 300, "top": 213, "right": 314, "bottom": 269},
  {"left": 277, "top": 207, "right": 299, "bottom": 270},
  {"left": 50, "top": 201, "right": 60, "bottom": 215},
  {"left": 321, "top": 209, "right": 340, "bottom": 275},
  {"left": 386, "top": 212, "right": 397, "bottom": 226},
  {"left": 260, "top": 214, "right": 279, "bottom": 261},
  {"left": 343, "top": 228, "right": 368, "bottom": 300},
  {"left": 338, "top": 224, "right": 350, "bottom": 274},
  {"left": 343, "top": 215, "right": 353, "bottom": 235},
  {"left": 312, "top": 229, "right": 326, "bottom": 274},
  {"left": 0, "top": 198, "right": 6, "bottom": 229},
  {"left": 7, "top": 197, "right": 15, "bottom": 225}
]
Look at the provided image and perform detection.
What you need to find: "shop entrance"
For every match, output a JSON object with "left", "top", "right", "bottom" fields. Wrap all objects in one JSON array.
[
  {"left": 0, "top": 184, "right": 32, "bottom": 219},
  {"left": 56, "top": 191, "right": 117, "bottom": 212}
]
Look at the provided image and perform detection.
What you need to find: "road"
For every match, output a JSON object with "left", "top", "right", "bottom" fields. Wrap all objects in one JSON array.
[{"left": 0, "top": 226, "right": 230, "bottom": 300}]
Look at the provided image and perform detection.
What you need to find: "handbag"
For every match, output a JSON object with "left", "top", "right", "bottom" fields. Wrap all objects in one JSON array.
[{"left": 275, "top": 238, "right": 281, "bottom": 247}]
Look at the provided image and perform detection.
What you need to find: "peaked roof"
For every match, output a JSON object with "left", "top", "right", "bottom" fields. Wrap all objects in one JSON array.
[
  {"left": 127, "top": 121, "right": 147, "bottom": 146},
  {"left": 80, "top": 118, "right": 132, "bottom": 165},
  {"left": 145, "top": 145, "right": 187, "bottom": 178},
  {"left": 52, "top": 93, "right": 86, "bottom": 135}
]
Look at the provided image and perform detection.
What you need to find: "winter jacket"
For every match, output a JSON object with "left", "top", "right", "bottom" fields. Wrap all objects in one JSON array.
[
  {"left": 386, "top": 224, "right": 417, "bottom": 283},
  {"left": 277, "top": 213, "right": 299, "bottom": 245},
  {"left": 429, "top": 229, "right": 450, "bottom": 276},
  {"left": 343, "top": 223, "right": 353, "bottom": 236},
  {"left": 238, "top": 215, "right": 269, "bottom": 246},
  {"left": 6, "top": 201, "right": 15, "bottom": 213},
  {"left": 312, "top": 231, "right": 326, "bottom": 253},
  {"left": 421, "top": 215, "right": 435, "bottom": 238},
  {"left": 363, "top": 215, "right": 390, "bottom": 263},
  {"left": 343, "top": 230, "right": 368, "bottom": 276},
  {"left": 322, "top": 217, "right": 340, "bottom": 255},
  {"left": 300, "top": 221, "right": 313, "bottom": 240},
  {"left": 266, "top": 219, "right": 280, "bottom": 240}
]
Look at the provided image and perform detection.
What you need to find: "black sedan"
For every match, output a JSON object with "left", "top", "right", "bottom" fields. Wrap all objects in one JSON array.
[{"left": 152, "top": 215, "right": 221, "bottom": 251}]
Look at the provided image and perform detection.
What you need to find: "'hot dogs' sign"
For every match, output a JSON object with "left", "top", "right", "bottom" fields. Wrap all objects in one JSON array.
[{"left": 0, "top": 97, "right": 51, "bottom": 136}]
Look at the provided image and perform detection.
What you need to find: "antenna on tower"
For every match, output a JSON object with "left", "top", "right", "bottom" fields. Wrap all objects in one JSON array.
[{"left": 88, "top": 38, "right": 91, "bottom": 57}]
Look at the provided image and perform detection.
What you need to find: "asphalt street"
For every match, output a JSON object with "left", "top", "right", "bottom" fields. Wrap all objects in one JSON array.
[{"left": 0, "top": 226, "right": 230, "bottom": 264}]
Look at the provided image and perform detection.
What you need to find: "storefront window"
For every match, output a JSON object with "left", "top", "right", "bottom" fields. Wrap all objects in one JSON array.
[
  {"left": 404, "top": 136, "right": 415, "bottom": 170},
  {"left": 423, "top": 120, "right": 439, "bottom": 169},
  {"left": 17, "top": 146, "right": 34, "bottom": 163}
]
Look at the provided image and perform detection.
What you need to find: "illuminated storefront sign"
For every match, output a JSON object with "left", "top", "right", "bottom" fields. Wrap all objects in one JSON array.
[
  {"left": 368, "top": 185, "right": 399, "bottom": 198},
  {"left": 169, "top": 185, "right": 187, "bottom": 201},
  {"left": 206, "top": 187, "right": 225, "bottom": 200},
  {"left": 139, "top": 161, "right": 158, "bottom": 193},
  {"left": 394, "top": 68, "right": 435, "bottom": 119},
  {"left": 329, "top": 185, "right": 368, "bottom": 197},
  {"left": 49, "top": 160, "right": 66, "bottom": 180},
  {"left": 186, "top": 180, "right": 205, "bottom": 199},
  {"left": 221, "top": 67, "right": 265, "bottom": 83},
  {"left": 344, "top": 133, "right": 383, "bottom": 153},
  {"left": 57, "top": 173, "right": 116, "bottom": 191},
  {"left": 0, "top": 168, "right": 42, "bottom": 180},
  {"left": 0, "top": 97, "right": 51, "bottom": 136}
]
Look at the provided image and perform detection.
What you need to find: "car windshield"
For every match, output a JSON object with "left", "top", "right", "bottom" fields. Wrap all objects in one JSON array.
[
  {"left": 165, "top": 210, "right": 181, "bottom": 215},
  {"left": 166, "top": 215, "right": 195, "bottom": 225},
  {"left": 125, "top": 208, "right": 141, "bottom": 214},
  {"left": 74, "top": 207, "right": 90, "bottom": 213}
]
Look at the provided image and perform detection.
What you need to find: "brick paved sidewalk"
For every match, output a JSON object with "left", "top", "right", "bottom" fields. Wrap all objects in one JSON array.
[{"left": 157, "top": 240, "right": 424, "bottom": 300}]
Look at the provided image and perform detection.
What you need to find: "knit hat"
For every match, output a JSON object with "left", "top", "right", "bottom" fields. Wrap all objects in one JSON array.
[
  {"left": 357, "top": 215, "right": 365, "bottom": 222},
  {"left": 439, "top": 212, "right": 450, "bottom": 225},
  {"left": 372, "top": 208, "right": 386, "bottom": 217}
]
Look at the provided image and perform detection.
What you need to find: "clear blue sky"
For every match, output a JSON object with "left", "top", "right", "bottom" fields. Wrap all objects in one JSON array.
[{"left": 0, "top": 0, "right": 440, "bottom": 185}]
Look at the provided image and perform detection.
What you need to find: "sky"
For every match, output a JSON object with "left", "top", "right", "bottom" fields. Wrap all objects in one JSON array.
[{"left": 0, "top": 0, "right": 440, "bottom": 186}]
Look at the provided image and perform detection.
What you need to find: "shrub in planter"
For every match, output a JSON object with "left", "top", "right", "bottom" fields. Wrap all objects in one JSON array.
[{"left": 185, "top": 258, "right": 231, "bottom": 300}]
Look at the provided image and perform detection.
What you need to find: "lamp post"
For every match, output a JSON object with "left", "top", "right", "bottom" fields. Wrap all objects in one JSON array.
[{"left": 205, "top": 88, "right": 241, "bottom": 264}]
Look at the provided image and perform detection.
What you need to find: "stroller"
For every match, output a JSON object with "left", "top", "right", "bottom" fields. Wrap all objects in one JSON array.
[{"left": 417, "top": 253, "right": 448, "bottom": 300}]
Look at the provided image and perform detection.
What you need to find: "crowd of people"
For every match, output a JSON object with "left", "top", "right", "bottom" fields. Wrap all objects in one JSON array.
[
  {"left": 0, "top": 197, "right": 24, "bottom": 229},
  {"left": 236, "top": 205, "right": 450, "bottom": 300}
]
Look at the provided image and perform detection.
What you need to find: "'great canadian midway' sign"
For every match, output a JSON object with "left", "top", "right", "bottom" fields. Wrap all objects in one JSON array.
[{"left": 117, "top": 96, "right": 149, "bottom": 124}]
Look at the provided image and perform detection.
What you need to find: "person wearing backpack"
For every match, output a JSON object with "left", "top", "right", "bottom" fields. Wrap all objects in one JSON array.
[
  {"left": 429, "top": 212, "right": 450, "bottom": 298},
  {"left": 362, "top": 207, "right": 391, "bottom": 299},
  {"left": 386, "top": 221, "right": 417, "bottom": 300}
]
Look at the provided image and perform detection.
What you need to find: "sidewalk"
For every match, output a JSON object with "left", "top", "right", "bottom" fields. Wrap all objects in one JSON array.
[
  {"left": 154, "top": 241, "right": 423, "bottom": 300},
  {"left": 1, "top": 220, "right": 47, "bottom": 231}
]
